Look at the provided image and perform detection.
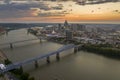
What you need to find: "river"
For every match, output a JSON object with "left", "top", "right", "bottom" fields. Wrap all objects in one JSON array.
[{"left": 0, "top": 29, "right": 120, "bottom": 80}]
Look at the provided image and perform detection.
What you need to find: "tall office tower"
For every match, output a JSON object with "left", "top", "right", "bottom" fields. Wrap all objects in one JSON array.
[
  {"left": 64, "top": 20, "right": 69, "bottom": 29},
  {"left": 66, "top": 30, "right": 73, "bottom": 41}
]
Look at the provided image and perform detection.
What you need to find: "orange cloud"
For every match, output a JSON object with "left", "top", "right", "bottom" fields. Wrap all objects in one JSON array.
[
  {"left": 0, "top": 12, "right": 120, "bottom": 23},
  {"left": 65, "top": 13, "right": 120, "bottom": 21},
  {"left": 30, "top": 8, "right": 41, "bottom": 16}
]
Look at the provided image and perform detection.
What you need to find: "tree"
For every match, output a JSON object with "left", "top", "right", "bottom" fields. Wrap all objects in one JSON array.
[
  {"left": 4, "top": 59, "right": 12, "bottom": 65},
  {"left": 20, "top": 72, "right": 30, "bottom": 80},
  {"left": 29, "top": 77, "right": 35, "bottom": 80}
]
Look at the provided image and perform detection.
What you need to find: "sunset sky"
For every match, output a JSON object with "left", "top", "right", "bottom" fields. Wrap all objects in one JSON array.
[{"left": 0, "top": 0, "right": 120, "bottom": 23}]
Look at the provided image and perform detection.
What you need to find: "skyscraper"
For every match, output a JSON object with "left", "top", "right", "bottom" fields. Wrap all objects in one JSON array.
[
  {"left": 66, "top": 30, "right": 73, "bottom": 41},
  {"left": 64, "top": 20, "right": 69, "bottom": 29}
]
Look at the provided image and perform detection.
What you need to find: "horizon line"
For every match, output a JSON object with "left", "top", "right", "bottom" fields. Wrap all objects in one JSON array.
[{"left": 0, "top": 22, "right": 120, "bottom": 24}]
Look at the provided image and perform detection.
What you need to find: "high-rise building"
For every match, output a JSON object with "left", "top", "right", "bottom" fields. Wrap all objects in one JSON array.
[
  {"left": 77, "top": 24, "right": 86, "bottom": 31},
  {"left": 66, "top": 30, "right": 73, "bottom": 41},
  {"left": 64, "top": 20, "right": 69, "bottom": 29}
]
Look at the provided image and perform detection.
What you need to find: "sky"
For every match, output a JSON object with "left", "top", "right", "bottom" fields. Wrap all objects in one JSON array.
[{"left": 0, "top": 0, "right": 120, "bottom": 23}]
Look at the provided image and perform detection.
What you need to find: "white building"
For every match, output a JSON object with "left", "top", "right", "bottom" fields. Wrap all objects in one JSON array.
[{"left": 0, "top": 64, "right": 6, "bottom": 70}]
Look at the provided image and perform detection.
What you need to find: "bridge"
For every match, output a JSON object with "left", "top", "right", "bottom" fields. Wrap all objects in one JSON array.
[
  {"left": 0, "top": 37, "right": 45, "bottom": 49},
  {"left": 0, "top": 44, "right": 80, "bottom": 74}
]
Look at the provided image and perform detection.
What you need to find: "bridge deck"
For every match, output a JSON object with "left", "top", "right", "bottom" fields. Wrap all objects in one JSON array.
[
  {"left": 0, "top": 37, "right": 45, "bottom": 46},
  {"left": 0, "top": 38, "right": 40, "bottom": 46},
  {"left": 0, "top": 44, "right": 76, "bottom": 74}
]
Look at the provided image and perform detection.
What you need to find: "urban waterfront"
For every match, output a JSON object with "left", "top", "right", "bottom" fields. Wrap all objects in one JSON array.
[
  {"left": 0, "top": 28, "right": 120, "bottom": 80},
  {"left": 0, "top": 0, "right": 120, "bottom": 80}
]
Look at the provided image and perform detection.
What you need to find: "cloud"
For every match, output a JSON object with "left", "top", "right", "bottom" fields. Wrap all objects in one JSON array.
[
  {"left": 0, "top": 0, "right": 64, "bottom": 19},
  {"left": 4, "top": 0, "right": 11, "bottom": 4},
  {"left": 39, "top": 10, "right": 70, "bottom": 17},
  {"left": 52, "top": 4, "right": 63, "bottom": 10},
  {"left": 1, "top": 0, "right": 120, "bottom": 5},
  {"left": 0, "top": 0, "right": 119, "bottom": 22},
  {"left": 30, "top": 0, "right": 120, "bottom": 5},
  {"left": 0, "top": 1, "right": 51, "bottom": 10},
  {"left": 0, "top": 2, "right": 41, "bottom": 18},
  {"left": 30, "top": 8, "right": 41, "bottom": 16},
  {"left": 0, "top": 0, "right": 63, "bottom": 11},
  {"left": 75, "top": 0, "right": 120, "bottom": 5},
  {"left": 0, "top": 9, "right": 39, "bottom": 18},
  {"left": 113, "top": 10, "right": 120, "bottom": 14}
]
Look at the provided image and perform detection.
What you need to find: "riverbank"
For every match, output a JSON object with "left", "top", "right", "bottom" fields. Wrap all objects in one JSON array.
[
  {"left": 0, "top": 27, "right": 6, "bottom": 36},
  {"left": 43, "top": 36, "right": 120, "bottom": 60},
  {"left": 81, "top": 44, "right": 120, "bottom": 59},
  {"left": 47, "top": 35, "right": 120, "bottom": 59},
  {"left": 0, "top": 49, "right": 7, "bottom": 63}
]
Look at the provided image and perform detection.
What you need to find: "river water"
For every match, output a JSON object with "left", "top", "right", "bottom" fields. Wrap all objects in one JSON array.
[{"left": 0, "top": 29, "right": 120, "bottom": 80}]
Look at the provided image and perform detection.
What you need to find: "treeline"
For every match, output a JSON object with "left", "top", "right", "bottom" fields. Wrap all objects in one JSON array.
[
  {"left": 4, "top": 59, "right": 35, "bottom": 80},
  {"left": 0, "top": 23, "right": 57, "bottom": 29},
  {"left": 81, "top": 44, "right": 120, "bottom": 59}
]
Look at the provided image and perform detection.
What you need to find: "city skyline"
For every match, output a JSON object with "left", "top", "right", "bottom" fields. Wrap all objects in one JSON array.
[{"left": 0, "top": 0, "right": 120, "bottom": 23}]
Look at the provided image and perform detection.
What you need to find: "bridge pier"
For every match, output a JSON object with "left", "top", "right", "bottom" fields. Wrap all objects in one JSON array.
[
  {"left": 5, "top": 31, "right": 8, "bottom": 36},
  {"left": 74, "top": 47, "right": 78, "bottom": 53},
  {"left": 40, "top": 38, "right": 42, "bottom": 43},
  {"left": 46, "top": 56, "right": 50, "bottom": 64},
  {"left": 78, "top": 45, "right": 82, "bottom": 51},
  {"left": 9, "top": 43, "right": 13, "bottom": 49},
  {"left": 56, "top": 52, "right": 60, "bottom": 61},
  {"left": 27, "top": 30, "right": 29, "bottom": 35},
  {"left": 34, "top": 60, "right": 38, "bottom": 68},
  {"left": 20, "top": 66, "right": 23, "bottom": 73}
]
